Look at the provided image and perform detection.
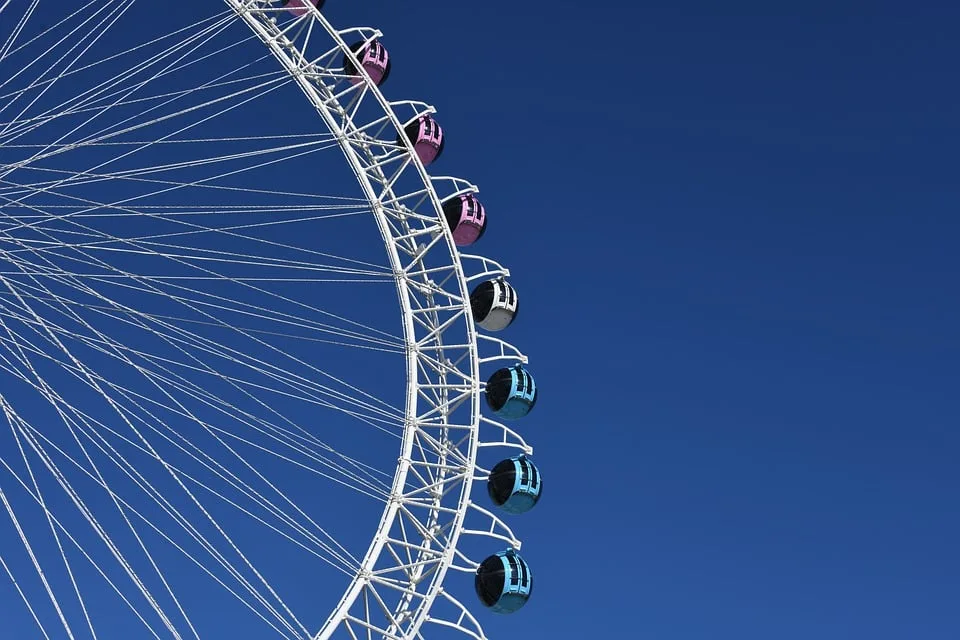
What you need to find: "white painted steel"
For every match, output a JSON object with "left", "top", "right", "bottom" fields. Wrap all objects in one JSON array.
[
  {"left": 222, "top": 3, "right": 532, "bottom": 639},
  {"left": 0, "top": 0, "right": 535, "bottom": 636}
]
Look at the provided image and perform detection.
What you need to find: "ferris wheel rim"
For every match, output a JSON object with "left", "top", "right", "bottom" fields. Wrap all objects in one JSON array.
[
  {"left": 222, "top": 2, "right": 481, "bottom": 638},
  {"left": 0, "top": 1, "right": 536, "bottom": 636}
]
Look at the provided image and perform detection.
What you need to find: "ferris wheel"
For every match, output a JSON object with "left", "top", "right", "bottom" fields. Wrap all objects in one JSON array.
[{"left": 0, "top": 1, "right": 543, "bottom": 638}]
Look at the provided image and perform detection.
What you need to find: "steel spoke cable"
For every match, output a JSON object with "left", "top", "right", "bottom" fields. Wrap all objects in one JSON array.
[
  {"left": 0, "top": 193, "right": 391, "bottom": 278},
  {"left": 0, "top": 328, "right": 366, "bottom": 578},
  {"left": 0, "top": 63, "right": 292, "bottom": 187},
  {"left": 0, "top": 262, "right": 404, "bottom": 482},
  {"left": 0, "top": 444, "right": 183, "bottom": 640},
  {"left": 0, "top": 222, "right": 407, "bottom": 417},
  {"left": 0, "top": 252, "right": 396, "bottom": 568},
  {"left": 0, "top": 307, "right": 191, "bottom": 639},
  {"left": 0, "top": 440, "right": 295, "bottom": 639},
  {"left": 3, "top": 176, "right": 397, "bottom": 350},
  {"left": 0, "top": 281, "right": 403, "bottom": 356},
  {"left": 4, "top": 261, "right": 407, "bottom": 422},
  {"left": 0, "top": 290, "right": 398, "bottom": 501},
  {"left": 0, "top": 325, "right": 394, "bottom": 510},
  {"left": 0, "top": 546, "right": 54, "bottom": 639},
  {"left": 0, "top": 9, "right": 227, "bottom": 103},
  {"left": 0, "top": 275, "right": 309, "bottom": 638},
  {"left": 8, "top": 134, "right": 343, "bottom": 188},
  {"left": 2, "top": 397, "right": 102, "bottom": 640},
  {"left": 0, "top": 0, "right": 136, "bottom": 143},
  {"left": 0, "top": 0, "right": 39, "bottom": 63},
  {"left": 0, "top": 290, "right": 401, "bottom": 487},
  {"left": 0, "top": 257, "right": 403, "bottom": 353},
  {"left": 0, "top": 7, "right": 242, "bottom": 150},
  {"left": 0, "top": 278, "right": 398, "bottom": 612},
  {"left": 0, "top": 13, "right": 270, "bottom": 190},
  {"left": 0, "top": 35, "right": 268, "bottom": 133},
  {"left": 0, "top": 336, "right": 371, "bottom": 575},
  {"left": 1, "top": 75, "right": 328, "bottom": 236}
]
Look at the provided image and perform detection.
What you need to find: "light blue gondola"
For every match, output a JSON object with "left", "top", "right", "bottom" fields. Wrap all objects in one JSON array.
[
  {"left": 474, "top": 549, "right": 533, "bottom": 614},
  {"left": 487, "top": 455, "right": 542, "bottom": 514},
  {"left": 485, "top": 364, "right": 537, "bottom": 419}
]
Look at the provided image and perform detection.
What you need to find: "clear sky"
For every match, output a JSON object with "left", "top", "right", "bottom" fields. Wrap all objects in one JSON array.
[
  {"left": 2, "top": 1, "right": 959, "bottom": 639},
  {"left": 374, "top": 1, "right": 958, "bottom": 638}
]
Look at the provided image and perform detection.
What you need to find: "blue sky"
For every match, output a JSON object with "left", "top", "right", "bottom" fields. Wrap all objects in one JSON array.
[
  {"left": 1, "top": 1, "right": 958, "bottom": 638},
  {"left": 385, "top": 1, "right": 958, "bottom": 638}
]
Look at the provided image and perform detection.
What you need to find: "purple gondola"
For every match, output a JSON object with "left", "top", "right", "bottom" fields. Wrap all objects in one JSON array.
[
  {"left": 441, "top": 193, "right": 487, "bottom": 246},
  {"left": 398, "top": 115, "right": 445, "bottom": 166},
  {"left": 280, "top": 0, "right": 324, "bottom": 17},
  {"left": 343, "top": 40, "right": 392, "bottom": 87}
]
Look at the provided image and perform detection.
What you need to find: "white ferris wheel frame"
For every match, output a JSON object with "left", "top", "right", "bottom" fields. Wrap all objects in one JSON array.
[{"left": 222, "top": 2, "right": 535, "bottom": 639}]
